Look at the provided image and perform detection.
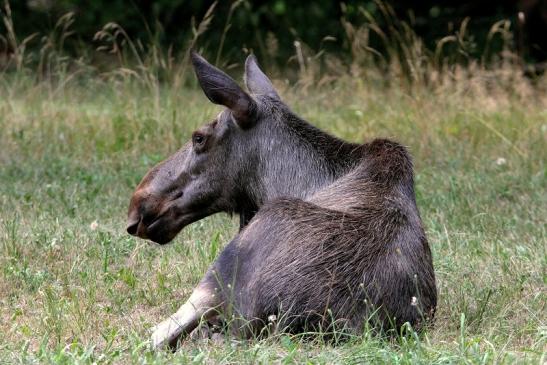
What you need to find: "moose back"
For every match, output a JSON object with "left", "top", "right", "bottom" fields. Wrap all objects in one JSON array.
[{"left": 126, "top": 52, "right": 437, "bottom": 349}]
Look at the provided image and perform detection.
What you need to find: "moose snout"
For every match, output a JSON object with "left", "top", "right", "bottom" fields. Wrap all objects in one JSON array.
[
  {"left": 126, "top": 193, "right": 159, "bottom": 238},
  {"left": 126, "top": 189, "right": 175, "bottom": 243},
  {"left": 126, "top": 217, "right": 141, "bottom": 236},
  {"left": 126, "top": 213, "right": 151, "bottom": 239}
]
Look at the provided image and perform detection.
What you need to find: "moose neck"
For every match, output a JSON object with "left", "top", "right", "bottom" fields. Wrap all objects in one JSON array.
[{"left": 236, "top": 107, "right": 363, "bottom": 226}]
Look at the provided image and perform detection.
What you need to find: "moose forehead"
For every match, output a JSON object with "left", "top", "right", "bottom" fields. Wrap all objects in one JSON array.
[
  {"left": 135, "top": 112, "right": 233, "bottom": 190},
  {"left": 134, "top": 155, "right": 185, "bottom": 195},
  {"left": 211, "top": 109, "right": 244, "bottom": 129},
  {"left": 195, "top": 110, "right": 235, "bottom": 134}
]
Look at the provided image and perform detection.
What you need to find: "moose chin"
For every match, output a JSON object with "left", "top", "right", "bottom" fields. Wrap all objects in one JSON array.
[{"left": 126, "top": 52, "right": 437, "bottom": 349}]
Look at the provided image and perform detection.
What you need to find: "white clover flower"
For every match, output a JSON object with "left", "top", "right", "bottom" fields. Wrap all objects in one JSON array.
[
  {"left": 411, "top": 296, "right": 418, "bottom": 306},
  {"left": 495, "top": 157, "right": 507, "bottom": 166},
  {"left": 268, "top": 314, "right": 277, "bottom": 323},
  {"left": 89, "top": 220, "right": 99, "bottom": 230}
]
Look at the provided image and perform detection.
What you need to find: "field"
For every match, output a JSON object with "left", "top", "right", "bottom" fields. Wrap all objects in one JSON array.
[{"left": 0, "top": 55, "right": 546, "bottom": 363}]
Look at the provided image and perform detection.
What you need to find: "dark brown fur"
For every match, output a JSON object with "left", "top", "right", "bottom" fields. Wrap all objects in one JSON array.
[
  {"left": 127, "top": 53, "right": 437, "bottom": 343},
  {"left": 208, "top": 139, "right": 435, "bottom": 335}
]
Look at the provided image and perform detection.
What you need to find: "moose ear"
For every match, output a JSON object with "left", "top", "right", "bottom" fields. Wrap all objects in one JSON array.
[
  {"left": 244, "top": 54, "right": 280, "bottom": 100},
  {"left": 191, "top": 51, "right": 257, "bottom": 129}
]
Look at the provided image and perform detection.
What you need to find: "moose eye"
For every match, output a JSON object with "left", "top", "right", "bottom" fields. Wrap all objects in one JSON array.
[{"left": 192, "top": 133, "right": 205, "bottom": 146}]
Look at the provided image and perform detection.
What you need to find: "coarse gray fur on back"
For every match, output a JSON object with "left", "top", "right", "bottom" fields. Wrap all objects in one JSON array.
[{"left": 127, "top": 52, "right": 437, "bottom": 348}]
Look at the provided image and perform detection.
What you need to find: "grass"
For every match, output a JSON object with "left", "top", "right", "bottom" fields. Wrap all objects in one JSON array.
[
  {"left": 0, "top": 68, "right": 545, "bottom": 364},
  {"left": 0, "top": 2, "right": 545, "bottom": 361}
]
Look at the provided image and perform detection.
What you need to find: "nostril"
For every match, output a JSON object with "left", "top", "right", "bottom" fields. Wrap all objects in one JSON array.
[{"left": 127, "top": 220, "right": 140, "bottom": 235}]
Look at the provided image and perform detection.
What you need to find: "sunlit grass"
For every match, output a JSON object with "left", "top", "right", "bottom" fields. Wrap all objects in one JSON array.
[
  {"left": 1, "top": 0, "right": 546, "bottom": 361},
  {"left": 0, "top": 68, "right": 545, "bottom": 363}
]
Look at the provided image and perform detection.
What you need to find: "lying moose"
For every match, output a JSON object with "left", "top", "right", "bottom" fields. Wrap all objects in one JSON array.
[{"left": 127, "top": 52, "right": 437, "bottom": 348}]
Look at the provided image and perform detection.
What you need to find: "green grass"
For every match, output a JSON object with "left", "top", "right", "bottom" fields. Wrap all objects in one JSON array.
[{"left": 0, "top": 72, "right": 545, "bottom": 364}]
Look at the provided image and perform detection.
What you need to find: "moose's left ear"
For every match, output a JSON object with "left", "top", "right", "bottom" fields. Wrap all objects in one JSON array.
[
  {"left": 244, "top": 54, "right": 280, "bottom": 100},
  {"left": 191, "top": 51, "right": 257, "bottom": 129}
]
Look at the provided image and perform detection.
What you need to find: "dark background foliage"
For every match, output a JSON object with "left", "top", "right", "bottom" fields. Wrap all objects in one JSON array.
[{"left": 2, "top": 0, "right": 547, "bottom": 65}]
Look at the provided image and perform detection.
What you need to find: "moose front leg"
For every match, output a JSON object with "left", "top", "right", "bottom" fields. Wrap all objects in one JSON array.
[{"left": 151, "top": 280, "right": 220, "bottom": 349}]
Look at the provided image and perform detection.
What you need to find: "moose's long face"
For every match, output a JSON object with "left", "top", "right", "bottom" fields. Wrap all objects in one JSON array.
[
  {"left": 126, "top": 52, "right": 280, "bottom": 244},
  {"left": 127, "top": 114, "right": 233, "bottom": 244}
]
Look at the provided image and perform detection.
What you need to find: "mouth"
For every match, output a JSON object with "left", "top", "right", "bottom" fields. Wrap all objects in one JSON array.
[
  {"left": 143, "top": 212, "right": 205, "bottom": 245},
  {"left": 144, "top": 217, "right": 179, "bottom": 245}
]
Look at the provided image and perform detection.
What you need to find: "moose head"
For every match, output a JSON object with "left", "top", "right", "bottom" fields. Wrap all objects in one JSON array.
[
  {"left": 126, "top": 53, "right": 275, "bottom": 244},
  {"left": 127, "top": 52, "right": 355, "bottom": 244}
]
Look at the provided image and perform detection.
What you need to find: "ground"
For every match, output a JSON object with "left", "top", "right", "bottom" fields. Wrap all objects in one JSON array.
[{"left": 0, "top": 69, "right": 545, "bottom": 364}]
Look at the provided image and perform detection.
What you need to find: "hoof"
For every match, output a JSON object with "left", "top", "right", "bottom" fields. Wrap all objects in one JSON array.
[
  {"left": 188, "top": 319, "right": 225, "bottom": 343},
  {"left": 150, "top": 318, "right": 184, "bottom": 350}
]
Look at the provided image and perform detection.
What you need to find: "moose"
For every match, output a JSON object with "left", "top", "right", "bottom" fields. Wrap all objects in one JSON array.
[{"left": 126, "top": 52, "right": 437, "bottom": 349}]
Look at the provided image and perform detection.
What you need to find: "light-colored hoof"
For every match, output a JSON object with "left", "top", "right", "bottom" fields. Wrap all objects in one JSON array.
[
  {"left": 187, "top": 321, "right": 225, "bottom": 343},
  {"left": 188, "top": 323, "right": 211, "bottom": 341},
  {"left": 150, "top": 318, "right": 183, "bottom": 350}
]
